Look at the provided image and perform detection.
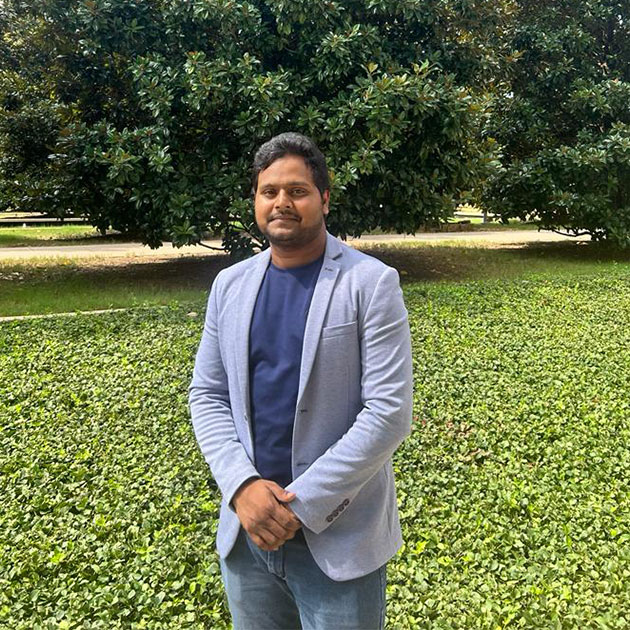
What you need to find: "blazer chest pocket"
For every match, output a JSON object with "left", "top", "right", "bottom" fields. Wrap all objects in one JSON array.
[{"left": 321, "top": 320, "right": 358, "bottom": 339}]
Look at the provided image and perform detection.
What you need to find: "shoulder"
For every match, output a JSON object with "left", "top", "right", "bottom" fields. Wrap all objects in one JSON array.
[
  {"left": 325, "top": 236, "right": 403, "bottom": 322},
  {"left": 331, "top": 236, "right": 399, "bottom": 288},
  {"left": 336, "top": 240, "right": 389, "bottom": 269}
]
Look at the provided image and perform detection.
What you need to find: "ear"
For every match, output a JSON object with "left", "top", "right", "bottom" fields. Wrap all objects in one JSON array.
[{"left": 322, "top": 189, "right": 330, "bottom": 216}]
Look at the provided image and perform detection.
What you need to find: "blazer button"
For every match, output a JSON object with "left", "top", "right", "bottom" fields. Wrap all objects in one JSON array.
[
  {"left": 343, "top": 499, "right": 349, "bottom": 507},
  {"left": 339, "top": 504, "right": 345, "bottom": 512},
  {"left": 326, "top": 515, "right": 334, "bottom": 523}
]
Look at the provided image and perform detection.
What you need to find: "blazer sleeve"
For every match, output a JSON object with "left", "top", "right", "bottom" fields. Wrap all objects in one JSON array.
[
  {"left": 285, "top": 267, "right": 413, "bottom": 534},
  {"left": 188, "top": 276, "right": 260, "bottom": 508}
]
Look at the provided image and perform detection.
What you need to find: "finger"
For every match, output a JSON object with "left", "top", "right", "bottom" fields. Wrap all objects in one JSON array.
[
  {"left": 277, "top": 504, "right": 302, "bottom": 529},
  {"left": 262, "top": 517, "right": 292, "bottom": 541},
  {"left": 250, "top": 533, "right": 276, "bottom": 552},
  {"left": 281, "top": 527, "right": 297, "bottom": 541},
  {"left": 249, "top": 514, "right": 290, "bottom": 543},
  {"left": 267, "top": 483, "right": 296, "bottom": 503},
  {"left": 256, "top": 514, "right": 299, "bottom": 546},
  {"left": 255, "top": 529, "right": 284, "bottom": 551},
  {"left": 269, "top": 505, "right": 301, "bottom": 532}
]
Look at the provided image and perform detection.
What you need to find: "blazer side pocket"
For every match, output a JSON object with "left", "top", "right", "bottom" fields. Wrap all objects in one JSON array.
[{"left": 321, "top": 320, "right": 358, "bottom": 339}]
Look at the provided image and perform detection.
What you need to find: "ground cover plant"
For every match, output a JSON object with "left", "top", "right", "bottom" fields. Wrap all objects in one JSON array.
[{"left": 3, "top": 247, "right": 630, "bottom": 627}]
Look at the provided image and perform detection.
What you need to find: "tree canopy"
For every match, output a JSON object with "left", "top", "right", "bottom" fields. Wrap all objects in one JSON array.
[
  {"left": 484, "top": 0, "right": 630, "bottom": 244},
  {"left": 3, "top": 0, "right": 630, "bottom": 252},
  {"left": 0, "top": 0, "right": 515, "bottom": 254}
]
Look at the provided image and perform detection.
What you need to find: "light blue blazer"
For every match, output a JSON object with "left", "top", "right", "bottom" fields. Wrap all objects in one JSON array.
[{"left": 189, "top": 232, "right": 413, "bottom": 581}]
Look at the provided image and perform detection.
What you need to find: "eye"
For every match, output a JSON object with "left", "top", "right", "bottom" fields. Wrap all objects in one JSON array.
[
  {"left": 291, "top": 188, "right": 307, "bottom": 196},
  {"left": 261, "top": 189, "right": 276, "bottom": 197}
]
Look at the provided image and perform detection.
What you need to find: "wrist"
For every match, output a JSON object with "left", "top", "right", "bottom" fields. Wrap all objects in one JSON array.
[{"left": 232, "top": 477, "right": 260, "bottom": 509}]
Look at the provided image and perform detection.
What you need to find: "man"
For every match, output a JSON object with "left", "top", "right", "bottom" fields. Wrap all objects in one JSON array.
[{"left": 189, "top": 132, "right": 413, "bottom": 630}]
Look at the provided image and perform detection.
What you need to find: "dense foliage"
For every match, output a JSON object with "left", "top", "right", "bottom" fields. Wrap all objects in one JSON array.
[
  {"left": 485, "top": 0, "right": 630, "bottom": 244},
  {"left": 3, "top": 270, "right": 630, "bottom": 627},
  {"left": 0, "top": 0, "right": 514, "bottom": 254},
  {"left": 3, "top": 1, "right": 630, "bottom": 249}
]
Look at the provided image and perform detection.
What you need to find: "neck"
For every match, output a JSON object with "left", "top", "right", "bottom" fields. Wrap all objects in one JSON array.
[{"left": 270, "top": 229, "right": 327, "bottom": 269}]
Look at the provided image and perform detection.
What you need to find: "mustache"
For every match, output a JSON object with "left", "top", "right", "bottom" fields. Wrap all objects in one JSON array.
[{"left": 269, "top": 212, "right": 300, "bottom": 221}]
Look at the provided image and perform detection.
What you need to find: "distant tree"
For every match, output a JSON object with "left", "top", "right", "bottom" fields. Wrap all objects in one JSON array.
[
  {"left": 484, "top": 0, "right": 630, "bottom": 244},
  {"left": 0, "top": 4, "right": 66, "bottom": 216},
  {"left": 0, "top": 0, "right": 515, "bottom": 255}
]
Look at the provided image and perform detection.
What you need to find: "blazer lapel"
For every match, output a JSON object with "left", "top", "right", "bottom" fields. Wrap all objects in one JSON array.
[
  {"left": 235, "top": 248, "right": 271, "bottom": 419},
  {"left": 297, "top": 234, "right": 342, "bottom": 404}
]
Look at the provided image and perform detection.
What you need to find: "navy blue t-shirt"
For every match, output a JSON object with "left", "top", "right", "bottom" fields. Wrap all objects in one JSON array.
[{"left": 249, "top": 255, "right": 323, "bottom": 488}]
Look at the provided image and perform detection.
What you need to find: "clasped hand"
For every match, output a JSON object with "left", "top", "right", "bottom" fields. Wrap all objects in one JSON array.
[{"left": 232, "top": 479, "right": 302, "bottom": 551}]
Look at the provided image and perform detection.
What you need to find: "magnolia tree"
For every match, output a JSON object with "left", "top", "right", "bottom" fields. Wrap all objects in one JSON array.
[
  {"left": 0, "top": 0, "right": 514, "bottom": 255},
  {"left": 484, "top": 0, "right": 630, "bottom": 244}
]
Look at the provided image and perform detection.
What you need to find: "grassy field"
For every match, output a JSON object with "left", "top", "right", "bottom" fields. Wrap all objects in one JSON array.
[
  {"left": 0, "top": 240, "right": 628, "bottom": 317},
  {"left": 0, "top": 225, "right": 123, "bottom": 247},
  {"left": 0, "top": 220, "right": 537, "bottom": 249},
  {"left": 0, "top": 255, "right": 229, "bottom": 317},
  {"left": 2, "top": 243, "right": 630, "bottom": 628},
  {"left": 447, "top": 218, "right": 538, "bottom": 230}
]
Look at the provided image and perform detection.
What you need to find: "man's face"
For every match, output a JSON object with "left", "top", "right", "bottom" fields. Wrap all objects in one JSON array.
[{"left": 254, "top": 154, "right": 329, "bottom": 248}]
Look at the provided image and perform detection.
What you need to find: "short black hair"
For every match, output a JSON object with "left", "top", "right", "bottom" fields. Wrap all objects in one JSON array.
[{"left": 252, "top": 132, "right": 330, "bottom": 196}]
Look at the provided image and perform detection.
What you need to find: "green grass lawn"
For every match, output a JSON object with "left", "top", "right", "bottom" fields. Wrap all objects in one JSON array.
[
  {"left": 3, "top": 244, "right": 630, "bottom": 628},
  {"left": 0, "top": 225, "right": 123, "bottom": 247},
  {"left": 1, "top": 240, "right": 628, "bottom": 317},
  {"left": 0, "top": 255, "right": 230, "bottom": 317},
  {"left": 447, "top": 218, "right": 538, "bottom": 230},
  {"left": 0, "top": 222, "right": 537, "bottom": 249}
]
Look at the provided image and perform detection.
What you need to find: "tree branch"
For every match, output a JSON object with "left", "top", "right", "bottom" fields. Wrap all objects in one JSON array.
[
  {"left": 197, "top": 241, "right": 226, "bottom": 251},
  {"left": 550, "top": 228, "right": 593, "bottom": 238}
]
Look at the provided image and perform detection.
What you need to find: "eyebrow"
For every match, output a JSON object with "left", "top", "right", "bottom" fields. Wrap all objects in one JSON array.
[{"left": 260, "top": 180, "right": 312, "bottom": 188}]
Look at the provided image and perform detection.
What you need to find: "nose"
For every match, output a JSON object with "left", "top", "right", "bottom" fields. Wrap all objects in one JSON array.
[{"left": 275, "top": 189, "right": 292, "bottom": 209}]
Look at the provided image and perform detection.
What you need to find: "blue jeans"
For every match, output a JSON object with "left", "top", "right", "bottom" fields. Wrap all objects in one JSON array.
[{"left": 220, "top": 528, "right": 387, "bottom": 630}]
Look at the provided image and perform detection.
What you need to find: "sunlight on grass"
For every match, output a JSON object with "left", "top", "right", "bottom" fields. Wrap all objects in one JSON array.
[
  {"left": 2, "top": 241, "right": 630, "bottom": 317},
  {"left": 0, "top": 254, "right": 227, "bottom": 317},
  {"left": 361, "top": 240, "right": 630, "bottom": 284},
  {"left": 0, "top": 225, "right": 119, "bottom": 247}
]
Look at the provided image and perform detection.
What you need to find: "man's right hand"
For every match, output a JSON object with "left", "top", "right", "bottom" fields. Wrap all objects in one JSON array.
[{"left": 232, "top": 479, "right": 302, "bottom": 551}]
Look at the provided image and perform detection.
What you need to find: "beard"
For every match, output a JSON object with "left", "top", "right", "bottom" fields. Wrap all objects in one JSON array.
[{"left": 260, "top": 212, "right": 326, "bottom": 249}]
